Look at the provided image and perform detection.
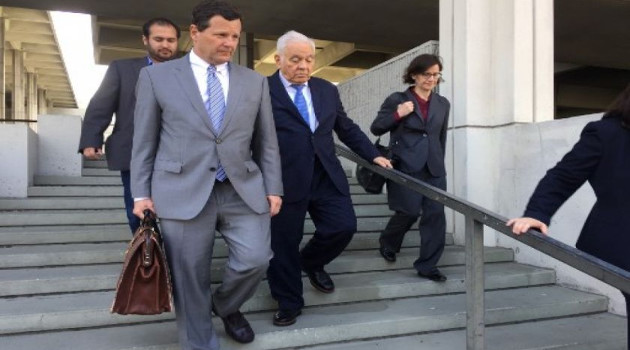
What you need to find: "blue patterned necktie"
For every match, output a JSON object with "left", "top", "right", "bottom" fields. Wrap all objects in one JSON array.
[
  {"left": 206, "top": 65, "right": 227, "bottom": 181},
  {"left": 291, "top": 84, "right": 310, "bottom": 126}
]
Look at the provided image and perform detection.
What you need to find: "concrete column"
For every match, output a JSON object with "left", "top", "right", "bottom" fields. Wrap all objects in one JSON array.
[
  {"left": 37, "top": 114, "right": 82, "bottom": 177},
  {"left": 234, "top": 32, "right": 253, "bottom": 68},
  {"left": 38, "top": 88, "right": 47, "bottom": 115},
  {"left": 440, "top": 0, "right": 553, "bottom": 127},
  {"left": 0, "top": 17, "right": 6, "bottom": 120},
  {"left": 438, "top": 0, "right": 554, "bottom": 244},
  {"left": 11, "top": 49, "right": 25, "bottom": 120},
  {"left": 0, "top": 123, "right": 38, "bottom": 197},
  {"left": 26, "top": 72, "right": 37, "bottom": 120}
]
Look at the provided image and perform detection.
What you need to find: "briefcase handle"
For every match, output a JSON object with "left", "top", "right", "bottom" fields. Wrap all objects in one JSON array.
[{"left": 141, "top": 209, "right": 161, "bottom": 267}]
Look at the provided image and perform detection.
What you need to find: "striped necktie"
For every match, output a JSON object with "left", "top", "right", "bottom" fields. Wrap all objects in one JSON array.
[{"left": 206, "top": 65, "right": 227, "bottom": 182}]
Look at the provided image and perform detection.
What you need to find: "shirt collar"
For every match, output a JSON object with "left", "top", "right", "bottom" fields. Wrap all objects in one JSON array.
[
  {"left": 410, "top": 87, "right": 431, "bottom": 103},
  {"left": 189, "top": 49, "right": 229, "bottom": 74},
  {"left": 279, "top": 71, "right": 309, "bottom": 90}
]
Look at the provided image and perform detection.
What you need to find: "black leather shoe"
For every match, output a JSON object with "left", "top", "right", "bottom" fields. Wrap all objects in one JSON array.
[
  {"left": 273, "top": 309, "right": 302, "bottom": 326},
  {"left": 219, "top": 310, "right": 255, "bottom": 343},
  {"left": 379, "top": 245, "right": 396, "bottom": 262},
  {"left": 304, "top": 268, "right": 335, "bottom": 293},
  {"left": 417, "top": 269, "right": 447, "bottom": 282}
]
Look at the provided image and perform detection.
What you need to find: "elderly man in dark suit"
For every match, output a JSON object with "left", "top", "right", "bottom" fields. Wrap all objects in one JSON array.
[
  {"left": 131, "top": 1, "right": 282, "bottom": 349},
  {"left": 78, "top": 18, "right": 180, "bottom": 233},
  {"left": 266, "top": 30, "right": 392, "bottom": 327}
]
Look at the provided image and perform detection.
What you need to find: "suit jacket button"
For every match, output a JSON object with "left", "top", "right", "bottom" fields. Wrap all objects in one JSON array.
[
  {"left": 210, "top": 167, "right": 217, "bottom": 172},
  {"left": 216, "top": 138, "right": 222, "bottom": 144}
]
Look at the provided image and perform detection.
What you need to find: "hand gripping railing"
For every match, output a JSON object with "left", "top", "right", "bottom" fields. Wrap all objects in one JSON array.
[{"left": 336, "top": 144, "right": 630, "bottom": 350}]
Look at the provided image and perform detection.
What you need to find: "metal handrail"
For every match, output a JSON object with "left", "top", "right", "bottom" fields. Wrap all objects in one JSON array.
[
  {"left": 0, "top": 119, "right": 37, "bottom": 123},
  {"left": 336, "top": 144, "right": 630, "bottom": 349}
]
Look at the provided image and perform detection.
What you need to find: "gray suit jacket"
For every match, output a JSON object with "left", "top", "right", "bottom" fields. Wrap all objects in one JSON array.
[
  {"left": 78, "top": 57, "right": 147, "bottom": 171},
  {"left": 131, "top": 54, "right": 283, "bottom": 220}
]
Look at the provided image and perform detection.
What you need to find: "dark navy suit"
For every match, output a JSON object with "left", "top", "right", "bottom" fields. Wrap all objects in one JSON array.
[
  {"left": 523, "top": 115, "right": 630, "bottom": 346},
  {"left": 267, "top": 71, "right": 380, "bottom": 311}
]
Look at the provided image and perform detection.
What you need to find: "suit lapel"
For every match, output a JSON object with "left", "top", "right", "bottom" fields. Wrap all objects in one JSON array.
[
  {"left": 427, "top": 93, "right": 445, "bottom": 128},
  {"left": 404, "top": 89, "right": 426, "bottom": 125},
  {"left": 220, "top": 63, "right": 244, "bottom": 135},
  {"left": 133, "top": 57, "right": 148, "bottom": 75},
  {"left": 173, "top": 55, "right": 215, "bottom": 134},
  {"left": 309, "top": 79, "right": 322, "bottom": 126},
  {"left": 270, "top": 71, "right": 310, "bottom": 128}
]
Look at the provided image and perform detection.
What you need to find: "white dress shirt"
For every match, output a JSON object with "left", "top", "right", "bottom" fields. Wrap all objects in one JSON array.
[
  {"left": 189, "top": 49, "right": 229, "bottom": 104},
  {"left": 278, "top": 73, "right": 318, "bottom": 132}
]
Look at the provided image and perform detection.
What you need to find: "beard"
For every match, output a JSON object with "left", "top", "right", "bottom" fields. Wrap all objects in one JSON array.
[{"left": 147, "top": 46, "right": 176, "bottom": 62}]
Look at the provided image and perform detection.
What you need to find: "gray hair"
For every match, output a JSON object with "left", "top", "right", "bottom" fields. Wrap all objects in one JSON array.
[{"left": 276, "top": 30, "right": 315, "bottom": 54}]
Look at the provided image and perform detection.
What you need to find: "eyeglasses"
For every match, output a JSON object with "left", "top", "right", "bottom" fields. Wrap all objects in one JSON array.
[{"left": 420, "top": 72, "right": 442, "bottom": 80}]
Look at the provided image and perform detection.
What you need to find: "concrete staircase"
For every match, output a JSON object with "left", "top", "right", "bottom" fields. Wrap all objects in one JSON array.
[{"left": 0, "top": 160, "right": 626, "bottom": 349}]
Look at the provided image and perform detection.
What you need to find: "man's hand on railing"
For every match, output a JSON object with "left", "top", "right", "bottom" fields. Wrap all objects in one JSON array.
[
  {"left": 506, "top": 217, "right": 549, "bottom": 235},
  {"left": 373, "top": 156, "right": 393, "bottom": 169}
]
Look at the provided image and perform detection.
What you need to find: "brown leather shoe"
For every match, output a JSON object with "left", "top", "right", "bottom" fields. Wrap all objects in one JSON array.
[
  {"left": 219, "top": 310, "right": 255, "bottom": 343},
  {"left": 304, "top": 268, "right": 335, "bottom": 293}
]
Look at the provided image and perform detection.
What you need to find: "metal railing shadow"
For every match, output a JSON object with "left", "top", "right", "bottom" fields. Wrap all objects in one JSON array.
[{"left": 336, "top": 144, "right": 630, "bottom": 350}]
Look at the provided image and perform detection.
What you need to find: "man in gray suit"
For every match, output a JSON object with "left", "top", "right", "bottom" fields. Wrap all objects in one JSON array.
[
  {"left": 131, "top": 1, "right": 282, "bottom": 349},
  {"left": 78, "top": 18, "right": 180, "bottom": 234}
]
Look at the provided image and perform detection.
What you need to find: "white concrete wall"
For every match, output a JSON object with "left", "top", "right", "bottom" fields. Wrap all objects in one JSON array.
[
  {"left": 494, "top": 113, "right": 625, "bottom": 315},
  {"left": 0, "top": 123, "right": 37, "bottom": 197},
  {"left": 37, "top": 114, "right": 83, "bottom": 177}
]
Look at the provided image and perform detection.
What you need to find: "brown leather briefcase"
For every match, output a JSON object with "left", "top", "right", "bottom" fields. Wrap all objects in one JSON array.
[{"left": 111, "top": 210, "right": 173, "bottom": 315}]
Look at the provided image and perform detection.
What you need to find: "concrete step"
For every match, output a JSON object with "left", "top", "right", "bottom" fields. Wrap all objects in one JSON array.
[
  {"left": 26, "top": 183, "right": 367, "bottom": 197},
  {"left": 0, "top": 263, "right": 554, "bottom": 335},
  {"left": 34, "top": 175, "right": 123, "bottom": 186},
  {"left": 82, "top": 168, "right": 120, "bottom": 177},
  {"left": 305, "top": 313, "right": 628, "bottom": 350},
  {"left": 0, "top": 285, "right": 609, "bottom": 347},
  {"left": 0, "top": 193, "right": 386, "bottom": 211},
  {"left": 27, "top": 185, "right": 123, "bottom": 197},
  {"left": 0, "top": 216, "right": 405, "bottom": 245},
  {"left": 83, "top": 160, "right": 108, "bottom": 168},
  {"left": 0, "top": 204, "right": 393, "bottom": 227},
  {"left": 0, "top": 197, "right": 125, "bottom": 210},
  {"left": 0, "top": 243, "right": 500, "bottom": 295}
]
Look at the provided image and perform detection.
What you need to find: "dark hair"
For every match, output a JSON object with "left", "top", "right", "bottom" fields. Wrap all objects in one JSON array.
[
  {"left": 192, "top": 0, "right": 242, "bottom": 32},
  {"left": 403, "top": 54, "right": 443, "bottom": 85},
  {"left": 604, "top": 83, "right": 630, "bottom": 129},
  {"left": 142, "top": 18, "right": 181, "bottom": 39}
]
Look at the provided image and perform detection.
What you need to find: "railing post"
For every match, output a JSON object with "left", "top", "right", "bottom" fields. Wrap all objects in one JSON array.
[{"left": 465, "top": 215, "right": 485, "bottom": 349}]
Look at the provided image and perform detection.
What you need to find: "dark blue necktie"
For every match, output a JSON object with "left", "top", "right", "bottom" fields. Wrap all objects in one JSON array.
[
  {"left": 291, "top": 84, "right": 310, "bottom": 125},
  {"left": 206, "top": 65, "right": 227, "bottom": 182}
]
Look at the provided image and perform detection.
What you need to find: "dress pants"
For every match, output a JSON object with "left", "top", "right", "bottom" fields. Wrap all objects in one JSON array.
[
  {"left": 267, "top": 159, "right": 356, "bottom": 311},
  {"left": 120, "top": 170, "right": 140, "bottom": 234},
  {"left": 380, "top": 169, "right": 446, "bottom": 275},
  {"left": 160, "top": 180, "right": 273, "bottom": 350}
]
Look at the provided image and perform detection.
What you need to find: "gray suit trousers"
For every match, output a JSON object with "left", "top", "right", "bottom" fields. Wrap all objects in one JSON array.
[{"left": 160, "top": 181, "right": 273, "bottom": 350}]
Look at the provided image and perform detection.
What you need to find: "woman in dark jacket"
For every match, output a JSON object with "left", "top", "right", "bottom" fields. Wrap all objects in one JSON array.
[
  {"left": 370, "top": 54, "right": 450, "bottom": 281},
  {"left": 508, "top": 84, "right": 630, "bottom": 348}
]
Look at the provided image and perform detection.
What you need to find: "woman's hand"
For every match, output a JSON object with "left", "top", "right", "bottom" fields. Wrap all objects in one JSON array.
[
  {"left": 506, "top": 217, "right": 548, "bottom": 235},
  {"left": 397, "top": 101, "right": 414, "bottom": 118}
]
